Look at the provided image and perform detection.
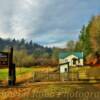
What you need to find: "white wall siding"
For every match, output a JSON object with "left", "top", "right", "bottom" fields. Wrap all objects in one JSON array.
[
  {"left": 59, "top": 55, "right": 84, "bottom": 67},
  {"left": 65, "top": 55, "right": 78, "bottom": 66},
  {"left": 79, "top": 59, "right": 84, "bottom": 66},
  {"left": 60, "top": 64, "right": 69, "bottom": 73}
]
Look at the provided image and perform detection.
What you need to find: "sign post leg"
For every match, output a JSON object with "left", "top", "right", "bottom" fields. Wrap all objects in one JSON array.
[{"left": 8, "top": 47, "right": 16, "bottom": 86}]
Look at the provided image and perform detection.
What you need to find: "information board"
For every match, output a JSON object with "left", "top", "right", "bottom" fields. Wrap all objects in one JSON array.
[{"left": 0, "top": 52, "right": 9, "bottom": 67}]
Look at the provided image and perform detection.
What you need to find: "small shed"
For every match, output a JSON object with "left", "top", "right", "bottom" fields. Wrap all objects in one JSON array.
[{"left": 59, "top": 63, "right": 69, "bottom": 73}]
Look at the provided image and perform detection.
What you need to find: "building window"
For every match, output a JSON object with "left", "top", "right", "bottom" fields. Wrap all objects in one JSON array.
[{"left": 72, "top": 58, "right": 77, "bottom": 65}]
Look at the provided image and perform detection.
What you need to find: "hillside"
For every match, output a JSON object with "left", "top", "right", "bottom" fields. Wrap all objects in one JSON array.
[
  {"left": 0, "top": 38, "right": 52, "bottom": 55},
  {"left": 0, "top": 38, "right": 62, "bottom": 67}
]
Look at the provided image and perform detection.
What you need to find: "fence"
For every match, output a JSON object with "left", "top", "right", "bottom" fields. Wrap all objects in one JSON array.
[
  {"left": 32, "top": 71, "right": 100, "bottom": 82},
  {"left": 33, "top": 72, "right": 60, "bottom": 82}
]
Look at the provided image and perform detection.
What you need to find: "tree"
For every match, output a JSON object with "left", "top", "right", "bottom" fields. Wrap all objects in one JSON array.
[
  {"left": 75, "top": 15, "right": 100, "bottom": 64},
  {"left": 51, "top": 48, "right": 59, "bottom": 66},
  {"left": 67, "top": 40, "right": 75, "bottom": 51},
  {"left": 87, "top": 16, "right": 100, "bottom": 52},
  {"left": 13, "top": 49, "right": 34, "bottom": 68}
]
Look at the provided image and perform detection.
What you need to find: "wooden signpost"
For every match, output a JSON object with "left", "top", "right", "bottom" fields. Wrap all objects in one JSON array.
[
  {"left": 0, "top": 47, "right": 16, "bottom": 86},
  {"left": 8, "top": 47, "right": 16, "bottom": 86},
  {"left": 0, "top": 52, "right": 9, "bottom": 67}
]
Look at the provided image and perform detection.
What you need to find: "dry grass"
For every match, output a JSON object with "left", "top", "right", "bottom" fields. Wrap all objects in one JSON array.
[
  {"left": 32, "top": 66, "right": 56, "bottom": 72},
  {"left": 0, "top": 67, "right": 56, "bottom": 85},
  {"left": 0, "top": 83, "right": 100, "bottom": 100},
  {"left": 0, "top": 66, "right": 100, "bottom": 100}
]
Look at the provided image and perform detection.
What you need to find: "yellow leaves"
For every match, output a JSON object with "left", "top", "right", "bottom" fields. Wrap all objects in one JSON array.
[{"left": 88, "top": 16, "right": 100, "bottom": 52}]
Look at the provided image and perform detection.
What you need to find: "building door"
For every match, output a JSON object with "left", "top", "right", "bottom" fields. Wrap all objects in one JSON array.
[
  {"left": 72, "top": 58, "right": 77, "bottom": 65},
  {"left": 65, "top": 68, "right": 68, "bottom": 72}
]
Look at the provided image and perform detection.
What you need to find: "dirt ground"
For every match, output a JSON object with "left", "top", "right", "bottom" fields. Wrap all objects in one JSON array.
[{"left": 0, "top": 81, "right": 100, "bottom": 100}]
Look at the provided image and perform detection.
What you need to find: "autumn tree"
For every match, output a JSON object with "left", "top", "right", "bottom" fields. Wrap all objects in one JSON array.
[
  {"left": 75, "top": 15, "right": 100, "bottom": 64},
  {"left": 87, "top": 16, "right": 100, "bottom": 52},
  {"left": 13, "top": 49, "right": 34, "bottom": 67}
]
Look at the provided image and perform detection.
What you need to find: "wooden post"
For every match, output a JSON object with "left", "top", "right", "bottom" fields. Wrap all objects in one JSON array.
[
  {"left": 12, "top": 64, "right": 16, "bottom": 85},
  {"left": 8, "top": 47, "right": 16, "bottom": 86}
]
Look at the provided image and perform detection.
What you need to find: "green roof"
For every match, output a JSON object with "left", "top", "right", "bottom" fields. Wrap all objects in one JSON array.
[{"left": 59, "top": 52, "right": 83, "bottom": 59}]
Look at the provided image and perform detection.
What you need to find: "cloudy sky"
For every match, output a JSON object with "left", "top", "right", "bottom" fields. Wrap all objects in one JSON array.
[{"left": 0, "top": 0, "right": 100, "bottom": 47}]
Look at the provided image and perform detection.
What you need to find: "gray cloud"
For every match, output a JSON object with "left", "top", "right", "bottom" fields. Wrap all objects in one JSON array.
[{"left": 0, "top": 0, "right": 100, "bottom": 47}]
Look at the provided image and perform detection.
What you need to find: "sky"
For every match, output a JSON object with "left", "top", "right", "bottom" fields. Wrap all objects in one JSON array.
[{"left": 0, "top": 0, "right": 100, "bottom": 48}]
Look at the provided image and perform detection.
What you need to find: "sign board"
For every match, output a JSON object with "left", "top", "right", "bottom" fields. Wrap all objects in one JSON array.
[
  {"left": 0, "top": 52, "right": 9, "bottom": 67},
  {"left": 0, "top": 47, "right": 16, "bottom": 86}
]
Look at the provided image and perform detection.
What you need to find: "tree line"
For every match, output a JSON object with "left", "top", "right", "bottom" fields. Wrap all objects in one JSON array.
[
  {"left": 67, "top": 15, "right": 100, "bottom": 65},
  {"left": 0, "top": 38, "right": 62, "bottom": 67}
]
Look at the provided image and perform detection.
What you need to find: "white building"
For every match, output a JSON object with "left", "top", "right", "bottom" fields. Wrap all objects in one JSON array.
[
  {"left": 59, "top": 52, "right": 84, "bottom": 73},
  {"left": 59, "top": 63, "right": 69, "bottom": 73}
]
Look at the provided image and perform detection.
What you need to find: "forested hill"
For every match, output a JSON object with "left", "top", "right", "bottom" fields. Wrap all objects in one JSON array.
[
  {"left": 0, "top": 38, "right": 52, "bottom": 55},
  {"left": 0, "top": 38, "right": 61, "bottom": 67}
]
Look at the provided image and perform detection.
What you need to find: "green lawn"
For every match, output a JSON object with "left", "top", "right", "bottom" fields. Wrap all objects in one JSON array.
[
  {"left": 0, "top": 67, "right": 33, "bottom": 80},
  {"left": 0, "top": 66, "right": 56, "bottom": 80}
]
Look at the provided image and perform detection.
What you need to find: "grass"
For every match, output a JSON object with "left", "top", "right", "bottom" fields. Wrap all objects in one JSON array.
[
  {"left": 0, "top": 83, "right": 100, "bottom": 100},
  {"left": 1, "top": 66, "right": 93, "bottom": 80},
  {"left": 70, "top": 66, "right": 91, "bottom": 73},
  {"left": 0, "top": 67, "right": 33, "bottom": 80},
  {"left": 0, "top": 66, "right": 100, "bottom": 100},
  {"left": 0, "top": 69, "right": 8, "bottom": 80},
  {"left": 32, "top": 66, "right": 56, "bottom": 72},
  {"left": 0, "top": 66, "right": 56, "bottom": 80},
  {"left": 69, "top": 66, "right": 100, "bottom": 80}
]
